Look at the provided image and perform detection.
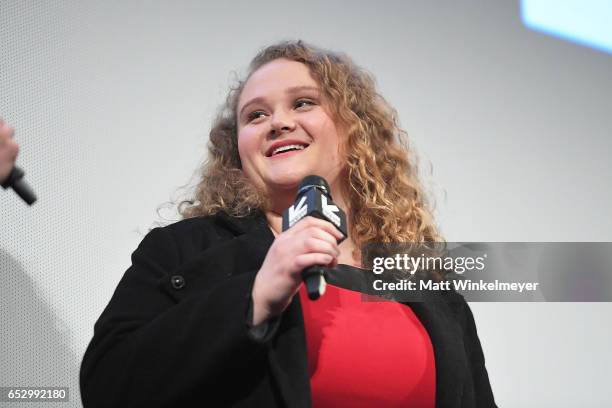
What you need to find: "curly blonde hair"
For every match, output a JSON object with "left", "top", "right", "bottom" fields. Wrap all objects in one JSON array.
[{"left": 179, "top": 40, "right": 442, "bottom": 246}]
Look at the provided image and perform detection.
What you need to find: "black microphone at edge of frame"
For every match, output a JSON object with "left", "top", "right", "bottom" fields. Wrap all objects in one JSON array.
[
  {"left": 1, "top": 166, "right": 37, "bottom": 205},
  {"left": 282, "top": 175, "right": 348, "bottom": 300}
]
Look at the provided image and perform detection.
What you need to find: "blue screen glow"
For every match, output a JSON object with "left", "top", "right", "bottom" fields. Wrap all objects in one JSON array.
[{"left": 521, "top": 0, "right": 612, "bottom": 55}]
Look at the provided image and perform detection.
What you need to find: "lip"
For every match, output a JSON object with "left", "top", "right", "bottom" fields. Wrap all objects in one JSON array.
[
  {"left": 268, "top": 149, "right": 307, "bottom": 160},
  {"left": 265, "top": 139, "right": 311, "bottom": 157}
]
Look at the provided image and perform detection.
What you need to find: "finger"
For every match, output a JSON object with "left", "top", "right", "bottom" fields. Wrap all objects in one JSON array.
[
  {"left": 301, "top": 237, "right": 340, "bottom": 258},
  {"left": 0, "top": 132, "right": 10, "bottom": 147},
  {"left": 0, "top": 147, "right": 18, "bottom": 166},
  {"left": 328, "top": 257, "right": 338, "bottom": 268},
  {"left": 10, "top": 141, "right": 19, "bottom": 159},
  {"left": 0, "top": 123, "right": 14, "bottom": 138},
  {"left": 304, "top": 227, "right": 339, "bottom": 248},
  {"left": 0, "top": 140, "right": 19, "bottom": 159},
  {"left": 293, "top": 216, "right": 344, "bottom": 241},
  {"left": 293, "top": 253, "right": 334, "bottom": 271}
]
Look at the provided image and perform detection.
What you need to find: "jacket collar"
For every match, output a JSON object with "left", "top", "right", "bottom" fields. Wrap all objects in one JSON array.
[{"left": 214, "top": 209, "right": 269, "bottom": 236}]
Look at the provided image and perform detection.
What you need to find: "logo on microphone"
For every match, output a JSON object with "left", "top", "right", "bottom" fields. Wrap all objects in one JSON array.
[
  {"left": 321, "top": 195, "right": 341, "bottom": 228},
  {"left": 288, "top": 196, "right": 308, "bottom": 227},
  {"left": 281, "top": 176, "right": 347, "bottom": 242}
]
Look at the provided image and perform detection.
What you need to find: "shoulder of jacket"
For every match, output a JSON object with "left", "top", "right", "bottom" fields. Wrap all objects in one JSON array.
[
  {"left": 147, "top": 210, "right": 266, "bottom": 252},
  {"left": 159, "top": 214, "right": 224, "bottom": 237}
]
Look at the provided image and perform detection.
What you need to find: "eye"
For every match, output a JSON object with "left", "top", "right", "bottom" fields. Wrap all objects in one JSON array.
[
  {"left": 247, "top": 111, "right": 266, "bottom": 122},
  {"left": 295, "top": 99, "right": 315, "bottom": 109}
]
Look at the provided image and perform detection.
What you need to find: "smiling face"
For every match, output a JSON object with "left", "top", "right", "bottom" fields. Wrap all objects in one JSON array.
[{"left": 237, "top": 58, "right": 347, "bottom": 210}]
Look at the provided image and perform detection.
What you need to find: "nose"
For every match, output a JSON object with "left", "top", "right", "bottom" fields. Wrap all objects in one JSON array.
[{"left": 269, "top": 109, "right": 296, "bottom": 137}]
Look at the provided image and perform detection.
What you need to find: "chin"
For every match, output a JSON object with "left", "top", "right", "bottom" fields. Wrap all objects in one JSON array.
[{"left": 265, "top": 172, "right": 307, "bottom": 190}]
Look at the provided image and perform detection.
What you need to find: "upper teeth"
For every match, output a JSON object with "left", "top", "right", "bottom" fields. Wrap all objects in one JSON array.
[{"left": 272, "top": 144, "right": 306, "bottom": 155}]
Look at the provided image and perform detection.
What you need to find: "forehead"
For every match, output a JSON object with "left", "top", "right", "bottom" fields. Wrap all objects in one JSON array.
[{"left": 238, "top": 59, "right": 320, "bottom": 106}]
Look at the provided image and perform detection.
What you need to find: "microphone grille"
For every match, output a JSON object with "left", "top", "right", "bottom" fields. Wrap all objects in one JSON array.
[{"left": 297, "top": 175, "right": 330, "bottom": 196}]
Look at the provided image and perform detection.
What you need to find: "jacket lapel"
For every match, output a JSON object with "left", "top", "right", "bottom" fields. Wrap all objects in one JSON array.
[
  {"left": 216, "top": 211, "right": 312, "bottom": 408},
  {"left": 407, "top": 295, "right": 467, "bottom": 408},
  {"left": 267, "top": 296, "right": 312, "bottom": 408}
]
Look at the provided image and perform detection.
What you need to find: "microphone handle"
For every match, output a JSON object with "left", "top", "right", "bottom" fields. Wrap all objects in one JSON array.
[
  {"left": 302, "top": 265, "right": 327, "bottom": 300},
  {"left": 1, "top": 166, "right": 37, "bottom": 205}
]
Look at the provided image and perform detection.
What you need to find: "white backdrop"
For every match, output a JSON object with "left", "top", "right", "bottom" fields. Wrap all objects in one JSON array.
[{"left": 1, "top": 1, "right": 611, "bottom": 406}]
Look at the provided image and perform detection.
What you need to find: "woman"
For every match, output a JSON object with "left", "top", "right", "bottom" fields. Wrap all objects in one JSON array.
[{"left": 80, "top": 40, "right": 497, "bottom": 407}]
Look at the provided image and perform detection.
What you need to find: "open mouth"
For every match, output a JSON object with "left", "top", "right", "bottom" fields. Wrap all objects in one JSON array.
[{"left": 266, "top": 142, "right": 310, "bottom": 157}]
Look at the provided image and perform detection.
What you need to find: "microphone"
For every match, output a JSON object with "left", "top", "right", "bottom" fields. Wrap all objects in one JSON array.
[
  {"left": 1, "top": 166, "right": 37, "bottom": 205},
  {"left": 282, "top": 175, "right": 348, "bottom": 300}
]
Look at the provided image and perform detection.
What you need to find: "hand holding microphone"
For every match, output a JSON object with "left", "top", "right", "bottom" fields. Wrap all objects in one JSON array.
[
  {"left": 0, "top": 119, "right": 18, "bottom": 182},
  {"left": 251, "top": 176, "right": 347, "bottom": 326},
  {"left": 0, "top": 118, "right": 37, "bottom": 205},
  {"left": 281, "top": 176, "right": 348, "bottom": 300}
]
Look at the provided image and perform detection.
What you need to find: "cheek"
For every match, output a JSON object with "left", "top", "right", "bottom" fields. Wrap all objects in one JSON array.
[
  {"left": 237, "top": 129, "right": 257, "bottom": 161},
  {"left": 321, "top": 122, "right": 347, "bottom": 166},
  {"left": 319, "top": 120, "right": 344, "bottom": 154},
  {"left": 302, "top": 113, "right": 338, "bottom": 143}
]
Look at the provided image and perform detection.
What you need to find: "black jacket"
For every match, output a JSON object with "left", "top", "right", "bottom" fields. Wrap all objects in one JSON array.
[{"left": 80, "top": 211, "right": 497, "bottom": 407}]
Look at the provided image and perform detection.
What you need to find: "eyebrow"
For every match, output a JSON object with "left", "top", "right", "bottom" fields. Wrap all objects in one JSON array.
[{"left": 239, "top": 85, "right": 321, "bottom": 116}]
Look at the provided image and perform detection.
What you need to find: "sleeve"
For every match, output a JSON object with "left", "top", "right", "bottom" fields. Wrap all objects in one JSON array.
[
  {"left": 246, "top": 296, "right": 283, "bottom": 343},
  {"left": 459, "top": 301, "right": 498, "bottom": 408},
  {"left": 79, "top": 227, "right": 279, "bottom": 407}
]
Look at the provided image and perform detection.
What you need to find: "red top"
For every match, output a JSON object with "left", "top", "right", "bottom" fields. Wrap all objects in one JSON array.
[{"left": 299, "top": 283, "right": 436, "bottom": 408}]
